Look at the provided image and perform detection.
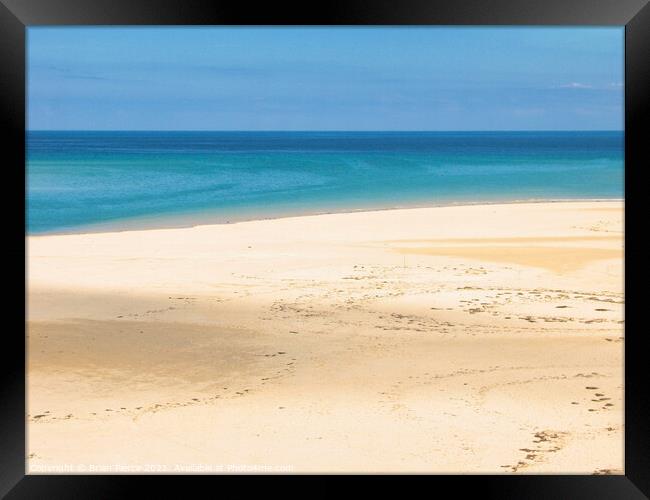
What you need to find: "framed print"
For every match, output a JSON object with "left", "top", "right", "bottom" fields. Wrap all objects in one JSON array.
[{"left": 1, "top": 0, "right": 648, "bottom": 497}]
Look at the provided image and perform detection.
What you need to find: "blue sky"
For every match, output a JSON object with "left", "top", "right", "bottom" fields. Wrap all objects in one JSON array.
[{"left": 27, "top": 27, "right": 623, "bottom": 131}]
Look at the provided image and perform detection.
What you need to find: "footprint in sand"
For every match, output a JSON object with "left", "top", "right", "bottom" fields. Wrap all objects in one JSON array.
[
  {"left": 501, "top": 430, "right": 567, "bottom": 473},
  {"left": 583, "top": 386, "right": 616, "bottom": 412},
  {"left": 593, "top": 468, "right": 622, "bottom": 475}
]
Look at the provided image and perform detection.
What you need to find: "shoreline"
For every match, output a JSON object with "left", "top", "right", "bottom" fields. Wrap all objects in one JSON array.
[{"left": 29, "top": 197, "right": 624, "bottom": 237}]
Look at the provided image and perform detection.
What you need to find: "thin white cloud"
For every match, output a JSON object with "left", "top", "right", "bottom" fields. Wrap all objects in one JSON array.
[
  {"left": 559, "top": 82, "right": 593, "bottom": 89},
  {"left": 555, "top": 82, "right": 623, "bottom": 91}
]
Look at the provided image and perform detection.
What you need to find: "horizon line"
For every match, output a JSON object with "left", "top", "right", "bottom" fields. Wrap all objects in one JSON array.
[{"left": 27, "top": 129, "right": 624, "bottom": 133}]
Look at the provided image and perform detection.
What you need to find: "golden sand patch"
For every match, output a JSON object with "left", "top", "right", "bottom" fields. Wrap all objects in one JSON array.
[
  {"left": 388, "top": 235, "right": 622, "bottom": 245},
  {"left": 394, "top": 245, "right": 622, "bottom": 273},
  {"left": 578, "top": 207, "right": 624, "bottom": 212}
]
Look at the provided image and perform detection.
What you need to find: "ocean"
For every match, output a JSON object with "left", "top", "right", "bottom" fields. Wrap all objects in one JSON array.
[{"left": 26, "top": 131, "right": 624, "bottom": 234}]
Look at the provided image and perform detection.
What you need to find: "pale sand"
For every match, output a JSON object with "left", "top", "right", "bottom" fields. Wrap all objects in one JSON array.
[{"left": 26, "top": 201, "right": 624, "bottom": 473}]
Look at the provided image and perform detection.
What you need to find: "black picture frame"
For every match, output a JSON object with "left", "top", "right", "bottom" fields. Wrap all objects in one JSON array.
[{"left": 2, "top": 0, "right": 647, "bottom": 497}]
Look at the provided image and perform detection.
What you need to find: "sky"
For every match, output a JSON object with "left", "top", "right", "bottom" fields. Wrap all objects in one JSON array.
[{"left": 27, "top": 27, "right": 623, "bottom": 131}]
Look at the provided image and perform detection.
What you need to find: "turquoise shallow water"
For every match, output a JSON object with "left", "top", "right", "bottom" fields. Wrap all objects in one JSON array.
[{"left": 27, "top": 131, "right": 624, "bottom": 234}]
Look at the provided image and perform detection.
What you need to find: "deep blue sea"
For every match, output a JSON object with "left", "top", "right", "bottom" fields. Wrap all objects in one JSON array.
[{"left": 27, "top": 131, "right": 624, "bottom": 234}]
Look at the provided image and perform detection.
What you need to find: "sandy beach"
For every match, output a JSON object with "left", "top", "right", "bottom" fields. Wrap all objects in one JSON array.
[{"left": 26, "top": 201, "right": 624, "bottom": 474}]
